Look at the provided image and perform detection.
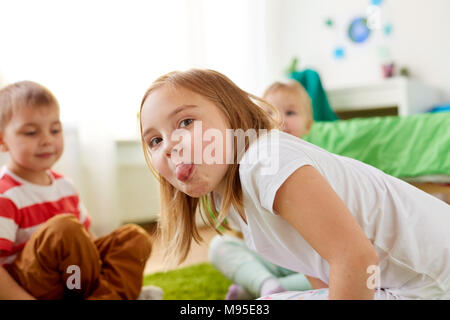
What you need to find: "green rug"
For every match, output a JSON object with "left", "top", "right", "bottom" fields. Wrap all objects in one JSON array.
[{"left": 143, "top": 262, "right": 231, "bottom": 300}]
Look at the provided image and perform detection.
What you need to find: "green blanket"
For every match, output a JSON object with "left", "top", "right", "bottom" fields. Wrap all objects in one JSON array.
[{"left": 303, "top": 113, "right": 450, "bottom": 179}]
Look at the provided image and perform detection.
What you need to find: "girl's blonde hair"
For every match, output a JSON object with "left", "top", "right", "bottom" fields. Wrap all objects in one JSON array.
[
  {"left": 139, "top": 69, "right": 279, "bottom": 266},
  {"left": 263, "top": 80, "right": 314, "bottom": 129}
]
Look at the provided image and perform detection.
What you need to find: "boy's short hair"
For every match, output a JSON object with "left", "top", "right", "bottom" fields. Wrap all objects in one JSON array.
[
  {"left": 263, "top": 80, "right": 313, "bottom": 128},
  {"left": 0, "top": 81, "right": 59, "bottom": 131}
]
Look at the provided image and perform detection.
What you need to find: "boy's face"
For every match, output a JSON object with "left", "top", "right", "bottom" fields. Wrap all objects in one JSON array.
[
  {"left": 0, "top": 103, "right": 64, "bottom": 175},
  {"left": 140, "top": 85, "right": 231, "bottom": 198},
  {"left": 264, "top": 88, "right": 311, "bottom": 138}
]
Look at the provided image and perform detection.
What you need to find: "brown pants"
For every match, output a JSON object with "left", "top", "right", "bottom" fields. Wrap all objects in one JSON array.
[{"left": 5, "top": 214, "right": 152, "bottom": 300}]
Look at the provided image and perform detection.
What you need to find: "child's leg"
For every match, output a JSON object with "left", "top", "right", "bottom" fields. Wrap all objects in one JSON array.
[
  {"left": 87, "top": 224, "right": 152, "bottom": 300},
  {"left": 5, "top": 214, "right": 102, "bottom": 300},
  {"left": 209, "top": 235, "right": 285, "bottom": 298},
  {"left": 278, "top": 272, "right": 313, "bottom": 292}
]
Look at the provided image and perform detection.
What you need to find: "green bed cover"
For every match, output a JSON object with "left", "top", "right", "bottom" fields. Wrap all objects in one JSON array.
[{"left": 303, "top": 113, "right": 450, "bottom": 179}]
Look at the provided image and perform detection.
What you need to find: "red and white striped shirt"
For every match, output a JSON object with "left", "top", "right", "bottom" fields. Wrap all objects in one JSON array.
[{"left": 0, "top": 166, "right": 91, "bottom": 266}]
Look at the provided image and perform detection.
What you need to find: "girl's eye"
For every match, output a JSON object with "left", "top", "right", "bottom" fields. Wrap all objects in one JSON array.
[
  {"left": 179, "top": 119, "right": 193, "bottom": 128},
  {"left": 51, "top": 129, "right": 61, "bottom": 134},
  {"left": 149, "top": 137, "right": 162, "bottom": 148},
  {"left": 24, "top": 131, "right": 37, "bottom": 136},
  {"left": 286, "top": 110, "right": 297, "bottom": 116}
]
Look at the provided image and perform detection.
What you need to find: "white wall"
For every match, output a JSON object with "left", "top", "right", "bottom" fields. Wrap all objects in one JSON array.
[
  {"left": 277, "top": 0, "right": 450, "bottom": 102},
  {"left": 0, "top": 0, "right": 196, "bottom": 236},
  {"left": 0, "top": 0, "right": 282, "bottom": 235}
]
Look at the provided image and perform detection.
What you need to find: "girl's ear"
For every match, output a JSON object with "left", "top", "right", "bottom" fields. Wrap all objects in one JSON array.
[
  {"left": 304, "top": 121, "right": 313, "bottom": 136},
  {"left": 0, "top": 134, "right": 9, "bottom": 152}
]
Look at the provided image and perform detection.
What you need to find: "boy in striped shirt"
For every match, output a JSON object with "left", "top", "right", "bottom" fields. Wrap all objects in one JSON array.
[{"left": 0, "top": 81, "right": 156, "bottom": 300}]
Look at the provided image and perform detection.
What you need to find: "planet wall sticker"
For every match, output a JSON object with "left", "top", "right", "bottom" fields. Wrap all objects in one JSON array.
[
  {"left": 326, "top": 0, "right": 392, "bottom": 60},
  {"left": 348, "top": 17, "right": 371, "bottom": 43}
]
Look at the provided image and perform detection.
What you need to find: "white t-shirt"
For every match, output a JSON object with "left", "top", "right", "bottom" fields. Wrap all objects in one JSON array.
[{"left": 217, "top": 129, "right": 450, "bottom": 299}]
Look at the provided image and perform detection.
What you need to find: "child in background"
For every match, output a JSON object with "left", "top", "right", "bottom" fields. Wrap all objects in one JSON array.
[
  {"left": 208, "top": 80, "right": 317, "bottom": 300},
  {"left": 139, "top": 69, "right": 450, "bottom": 300},
  {"left": 262, "top": 80, "right": 313, "bottom": 138},
  {"left": 0, "top": 81, "right": 160, "bottom": 300}
]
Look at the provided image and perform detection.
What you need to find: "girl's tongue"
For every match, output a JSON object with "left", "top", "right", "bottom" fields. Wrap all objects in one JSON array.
[{"left": 176, "top": 163, "right": 194, "bottom": 181}]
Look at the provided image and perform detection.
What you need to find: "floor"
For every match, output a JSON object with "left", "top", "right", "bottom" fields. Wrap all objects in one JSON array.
[{"left": 143, "top": 224, "right": 219, "bottom": 275}]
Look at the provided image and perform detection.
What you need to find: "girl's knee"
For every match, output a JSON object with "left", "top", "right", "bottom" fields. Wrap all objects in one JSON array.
[
  {"left": 208, "top": 234, "right": 225, "bottom": 253},
  {"left": 209, "top": 234, "right": 239, "bottom": 262},
  {"left": 209, "top": 234, "right": 243, "bottom": 252}
]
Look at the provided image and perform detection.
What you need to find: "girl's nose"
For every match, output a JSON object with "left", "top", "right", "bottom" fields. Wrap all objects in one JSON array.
[
  {"left": 164, "top": 139, "right": 180, "bottom": 159},
  {"left": 167, "top": 146, "right": 179, "bottom": 158},
  {"left": 165, "top": 131, "right": 190, "bottom": 161}
]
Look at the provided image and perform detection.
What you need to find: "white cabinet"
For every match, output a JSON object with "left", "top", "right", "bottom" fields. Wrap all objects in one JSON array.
[
  {"left": 326, "top": 77, "right": 442, "bottom": 119},
  {"left": 114, "top": 139, "right": 160, "bottom": 224}
]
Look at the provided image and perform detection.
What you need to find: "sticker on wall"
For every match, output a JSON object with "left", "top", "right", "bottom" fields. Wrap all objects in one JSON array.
[
  {"left": 333, "top": 46, "right": 346, "bottom": 59},
  {"left": 383, "top": 23, "right": 393, "bottom": 36},
  {"left": 348, "top": 17, "right": 371, "bottom": 43},
  {"left": 326, "top": 0, "right": 393, "bottom": 60},
  {"left": 325, "top": 18, "right": 334, "bottom": 28}
]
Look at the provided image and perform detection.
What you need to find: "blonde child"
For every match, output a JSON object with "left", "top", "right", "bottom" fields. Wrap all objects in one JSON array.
[
  {"left": 263, "top": 80, "right": 313, "bottom": 138},
  {"left": 0, "top": 81, "right": 160, "bottom": 300},
  {"left": 208, "top": 80, "right": 316, "bottom": 299},
  {"left": 139, "top": 69, "right": 450, "bottom": 300}
]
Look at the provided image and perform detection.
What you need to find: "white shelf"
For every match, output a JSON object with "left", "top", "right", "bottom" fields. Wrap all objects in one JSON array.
[{"left": 326, "top": 77, "right": 442, "bottom": 117}]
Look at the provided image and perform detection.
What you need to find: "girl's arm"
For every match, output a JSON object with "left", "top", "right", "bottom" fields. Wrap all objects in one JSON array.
[
  {"left": 273, "top": 165, "right": 379, "bottom": 300},
  {"left": 0, "top": 264, "right": 36, "bottom": 300}
]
